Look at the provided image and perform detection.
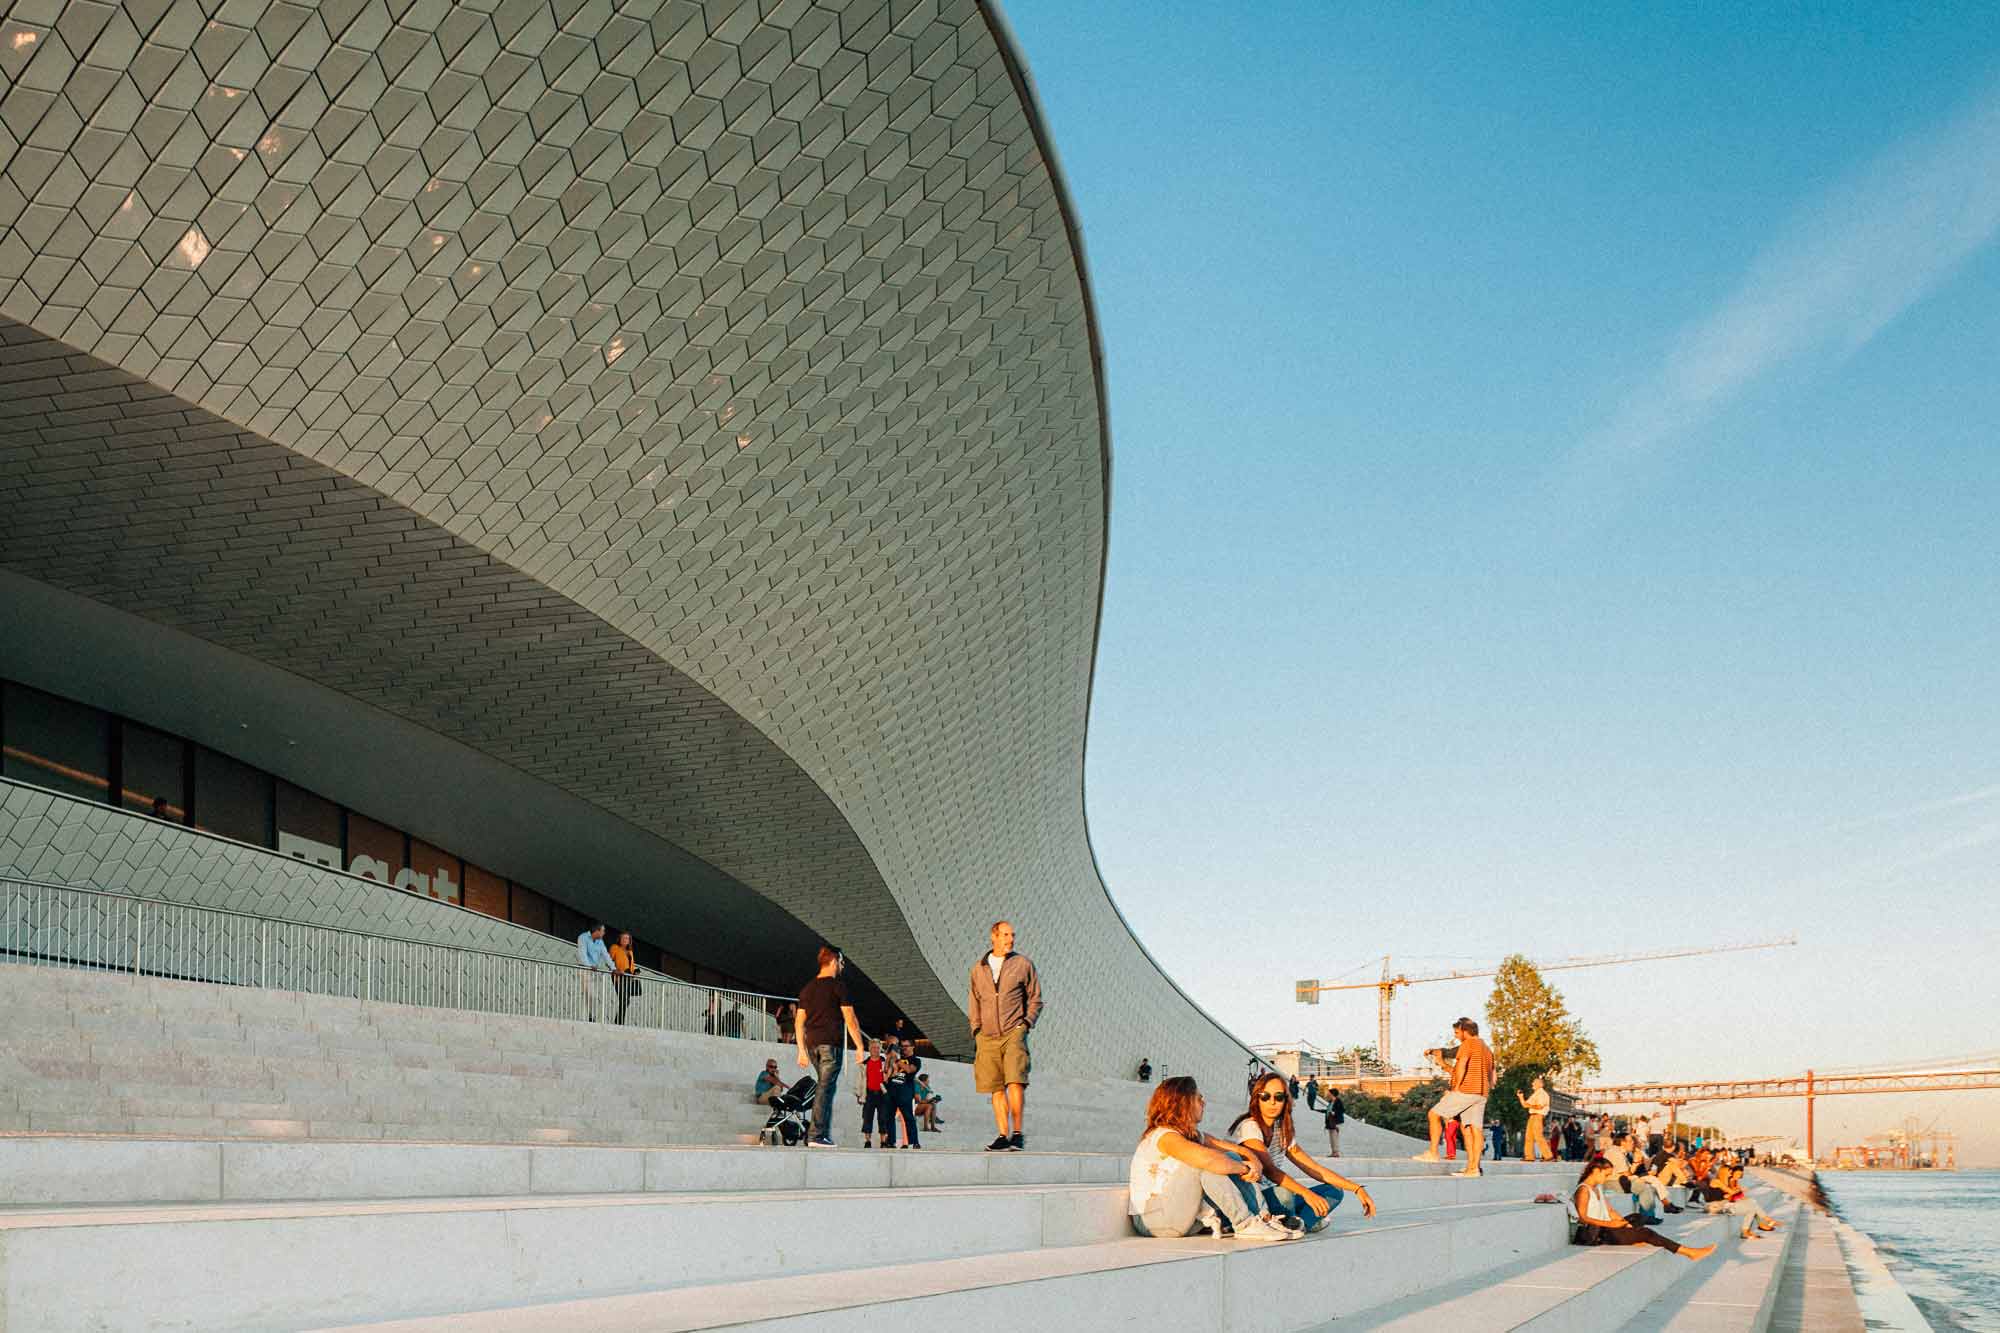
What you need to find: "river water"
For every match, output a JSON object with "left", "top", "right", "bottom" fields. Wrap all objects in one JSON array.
[{"left": 1820, "top": 1169, "right": 2000, "bottom": 1331}]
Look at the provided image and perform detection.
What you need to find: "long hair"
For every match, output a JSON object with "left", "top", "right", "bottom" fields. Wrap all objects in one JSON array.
[
  {"left": 1234, "top": 1072, "right": 1297, "bottom": 1153},
  {"left": 1143, "top": 1076, "right": 1203, "bottom": 1141},
  {"left": 1577, "top": 1153, "right": 1611, "bottom": 1188}
]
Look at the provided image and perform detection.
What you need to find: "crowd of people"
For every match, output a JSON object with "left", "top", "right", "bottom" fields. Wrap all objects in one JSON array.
[
  {"left": 762, "top": 921, "right": 1040, "bottom": 1152},
  {"left": 727, "top": 925, "right": 1773, "bottom": 1262}
]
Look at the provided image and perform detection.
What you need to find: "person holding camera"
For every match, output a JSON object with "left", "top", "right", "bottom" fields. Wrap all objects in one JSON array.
[{"left": 1411, "top": 1017, "right": 1495, "bottom": 1177}]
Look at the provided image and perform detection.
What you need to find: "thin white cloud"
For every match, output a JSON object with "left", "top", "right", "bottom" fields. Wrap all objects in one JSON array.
[
  {"left": 1557, "top": 79, "right": 2000, "bottom": 510},
  {"left": 1840, "top": 781, "right": 2000, "bottom": 831}
]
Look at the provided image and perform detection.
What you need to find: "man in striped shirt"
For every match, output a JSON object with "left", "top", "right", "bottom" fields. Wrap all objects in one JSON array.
[{"left": 1412, "top": 1017, "right": 1495, "bottom": 1177}]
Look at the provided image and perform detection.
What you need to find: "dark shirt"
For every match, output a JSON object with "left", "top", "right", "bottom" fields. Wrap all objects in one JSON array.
[
  {"left": 797, "top": 974, "right": 851, "bottom": 1048},
  {"left": 1327, "top": 1095, "right": 1345, "bottom": 1126}
]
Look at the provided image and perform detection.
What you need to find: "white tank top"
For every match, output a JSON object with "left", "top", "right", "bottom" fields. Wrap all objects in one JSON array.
[
  {"left": 1129, "top": 1126, "right": 1191, "bottom": 1214},
  {"left": 1580, "top": 1184, "right": 1618, "bottom": 1225}
]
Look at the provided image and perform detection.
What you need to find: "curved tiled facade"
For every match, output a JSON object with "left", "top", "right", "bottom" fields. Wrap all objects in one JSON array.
[{"left": 0, "top": 0, "right": 1247, "bottom": 1080}]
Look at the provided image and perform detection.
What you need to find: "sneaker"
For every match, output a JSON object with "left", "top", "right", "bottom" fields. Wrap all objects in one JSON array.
[
  {"left": 1008, "top": 1132, "right": 1024, "bottom": 1151},
  {"left": 986, "top": 1135, "right": 1011, "bottom": 1152},
  {"left": 809, "top": 1137, "right": 835, "bottom": 1148},
  {"left": 1230, "top": 1216, "right": 1300, "bottom": 1244},
  {"left": 1275, "top": 1214, "right": 1306, "bottom": 1233},
  {"left": 907, "top": 1143, "right": 921, "bottom": 1150}
]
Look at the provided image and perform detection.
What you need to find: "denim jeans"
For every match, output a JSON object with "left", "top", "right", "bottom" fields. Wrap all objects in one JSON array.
[
  {"left": 1263, "top": 1181, "right": 1345, "bottom": 1233},
  {"left": 1131, "top": 1152, "right": 1262, "bottom": 1237},
  {"left": 890, "top": 1082, "right": 920, "bottom": 1148},
  {"left": 809, "top": 1044, "right": 843, "bottom": 1141}
]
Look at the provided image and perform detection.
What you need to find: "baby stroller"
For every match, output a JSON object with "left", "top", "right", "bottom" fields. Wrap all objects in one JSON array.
[{"left": 759, "top": 1074, "right": 818, "bottom": 1146}]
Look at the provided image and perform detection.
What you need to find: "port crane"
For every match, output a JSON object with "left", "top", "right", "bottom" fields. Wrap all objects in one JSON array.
[{"left": 1295, "top": 936, "right": 1797, "bottom": 1068}]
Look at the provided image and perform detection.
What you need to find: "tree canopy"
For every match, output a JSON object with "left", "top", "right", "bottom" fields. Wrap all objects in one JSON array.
[{"left": 1484, "top": 955, "right": 1601, "bottom": 1087}]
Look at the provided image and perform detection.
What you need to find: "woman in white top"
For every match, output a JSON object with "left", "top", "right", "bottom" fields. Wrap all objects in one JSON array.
[
  {"left": 1573, "top": 1156, "right": 1715, "bottom": 1262},
  {"left": 1128, "top": 1077, "right": 1298, "bottom": 1243},
  {"left": 1515, "top": 1075, "right": 1554, "bottom": 1161},
  {"left": 1230, "top": 1073, "right": 1377, "bottom": 1233}
]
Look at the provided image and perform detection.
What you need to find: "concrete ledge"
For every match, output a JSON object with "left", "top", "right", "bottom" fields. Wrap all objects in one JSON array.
[{"left": 0, "top": 1135, "right": 1574, "bottom": 1205}]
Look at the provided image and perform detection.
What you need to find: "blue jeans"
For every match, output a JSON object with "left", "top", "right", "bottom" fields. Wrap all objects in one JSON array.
[
  {"left": 1131, "top": 1153, "right": 1262, "bottom": 1237},
  {"left": 1263, "top": 1181, "right": 1345, "bottom": 1233},
  {"left": 810, "top": 1044, "right": 843, "bottom": 1141},
  {"left": 889, "top": 1081, "right": 920, "bottom": 1147}
]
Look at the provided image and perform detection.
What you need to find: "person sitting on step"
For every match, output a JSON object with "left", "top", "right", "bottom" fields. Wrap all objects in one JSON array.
[
  {"left": 1230, "top": 1073, "right": 1376, "bottom": 1233},
  {"left": 914, "top": 1073, "right": 944, "bottom": 1130},
  {"left": 1604, "top": 1131, "right": 1674, "bottom": 1220},
  {"left": 1128, "top": 1076, "right": 1299, "bottom": 1243},
  {"left": 1709, "top": 1161, "right": 1781, "bottom": 1239},
  {"left": 752, "top": 1058, "right": 786, "bottom": 1108},
  {"left": 1651, "top": 1139, "right": 1692, "bottom": 1193},
  {"left": 1573, "top": 1156, "right": 1716, "bottom": 1262}
]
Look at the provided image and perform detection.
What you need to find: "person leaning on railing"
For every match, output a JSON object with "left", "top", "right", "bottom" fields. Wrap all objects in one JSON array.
[
  {"left": 575, "top": 923, "right": 613, "bottom": 1021},
  {"left": 608, "top": 930, "right": 641, "bottom": 1025}
]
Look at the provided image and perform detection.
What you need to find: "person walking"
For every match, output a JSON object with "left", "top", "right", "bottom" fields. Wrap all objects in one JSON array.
[
  {"left": 969, "top": 920, "right": 1041, "bottom": 1152},
  {"left": 608, "top": 929, "right": 641, "bottom": 1025},
  {"left": 1412, "top": 1017, "right": 1494, "bottom": 1177},
  {"left": 795, "top": 944, "right": 866, "bottom": 1147},
  {"left": 1324, "top": 1087, "right": 1345, "bottom": 1157},
  {"left": 575, "top": 923, "right": 613, "bottom": 1021},
  {"left": 1517, "top": 1074, "right": 1554, "bottom": 1161}
]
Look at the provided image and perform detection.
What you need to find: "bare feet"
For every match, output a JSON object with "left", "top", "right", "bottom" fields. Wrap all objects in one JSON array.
[
  {"left": 1453, "top": 1168, "right": 1483, "bottom": 1177},
  {"left": 1680, "top": 1243, "right": 1717, "bottom": 1262},
  {"left": 1411, "top": 1152, "right": 1441, "bottom": 1162}
]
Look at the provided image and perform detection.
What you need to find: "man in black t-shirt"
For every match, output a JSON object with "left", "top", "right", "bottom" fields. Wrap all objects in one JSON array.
[
  {"left": 795, "top": 944, "right": 866, "bottom": 1147},
  {"left": 1324, "top": 1089, "right": 1345, "bottom": 1157}
]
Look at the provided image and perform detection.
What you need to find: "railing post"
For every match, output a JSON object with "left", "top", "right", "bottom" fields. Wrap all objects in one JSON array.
[
  {"left": 260, "top": 919, "right": 268, "bottom": 991},
  {"left": 132, "top": 899, "right": 143, "bottom": 978},
  {"left": 366, "top": 935, "right": 374, "bottom": 1003}
]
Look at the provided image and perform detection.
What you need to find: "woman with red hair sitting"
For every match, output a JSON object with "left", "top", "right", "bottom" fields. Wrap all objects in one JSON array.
[{"left": 1128, "top": 1077, "right": 1298, "bottom": 1243}]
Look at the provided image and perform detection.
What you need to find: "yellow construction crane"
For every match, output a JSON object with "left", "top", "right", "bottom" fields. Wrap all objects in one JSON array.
[{"left": 1294, "top": 937, "right": 1797, "bottom": 1068}]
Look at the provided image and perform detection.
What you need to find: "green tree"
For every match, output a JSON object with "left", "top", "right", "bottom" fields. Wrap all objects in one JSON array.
[
  {"left": 1344, "top": 1078, "right": 1446, "bottom": 1140},
  {"left": 1484, "top": 955, "right": 1601, "bottom": 1087}
]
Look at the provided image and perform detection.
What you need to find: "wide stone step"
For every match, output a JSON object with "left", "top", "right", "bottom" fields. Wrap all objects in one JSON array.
[
  {"left": 293, "top": 1198, "right": 1569, "bottom": 1332},
  {"left": 0, "top": 1185, "right": 1560, "bottom": 1332},
  {"left": 0, "top": 1135, "right": 1577, "bottom": 1205},
  {"left": 1333, "top": 1188, "right": 1797, "bottom": 1331},
  {"left": 1625, "top": 1199, "right": 1802, "bottom": 1331}
]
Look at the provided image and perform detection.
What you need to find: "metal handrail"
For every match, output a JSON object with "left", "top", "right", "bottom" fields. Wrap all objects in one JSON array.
[{"left": 0, "top": 876, "right": 794, "bottom": 1043}]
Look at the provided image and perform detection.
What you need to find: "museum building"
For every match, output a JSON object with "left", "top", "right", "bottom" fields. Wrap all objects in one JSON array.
[{"left": 0, "top": 0, "right": 1248, "bottom": 1080}]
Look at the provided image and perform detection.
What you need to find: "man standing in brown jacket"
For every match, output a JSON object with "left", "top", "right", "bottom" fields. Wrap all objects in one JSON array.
[{"left": 969, "top": 920, "right": 1041, "bottom": 1151}]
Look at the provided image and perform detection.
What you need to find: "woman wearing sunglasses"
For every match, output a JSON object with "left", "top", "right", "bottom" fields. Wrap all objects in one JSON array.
[
  {"left": 1230, "top": 1073, "right": 1377, "bottom": 1233},
  {"left": 1128, "top": 1077, "right": 1300, "bottom": 1242}
]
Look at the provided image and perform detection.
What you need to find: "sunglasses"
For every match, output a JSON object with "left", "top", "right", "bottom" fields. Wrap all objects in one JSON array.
[{"left": 1257, "top": 1092, "right": 1288, "bottom": 1102}]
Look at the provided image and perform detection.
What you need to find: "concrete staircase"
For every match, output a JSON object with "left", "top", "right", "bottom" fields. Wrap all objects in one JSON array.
[
  {"left": 0, "top": 1135, "right": 1577, "bottom": 1331},
  {"left": 0, "top": 962, "right": 1427, "bottom": 1155},
  {"left": 0, "top": 963, "right": 1815, "bottom": 1330},
  {"left": 0, "top": 1135, "right": 1803, "bottom": 1332}
]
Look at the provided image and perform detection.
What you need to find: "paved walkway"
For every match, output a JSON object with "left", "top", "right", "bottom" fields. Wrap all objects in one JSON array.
[{"left": 1755, "top": 1168, "right": 1866, "bottom": 1333}]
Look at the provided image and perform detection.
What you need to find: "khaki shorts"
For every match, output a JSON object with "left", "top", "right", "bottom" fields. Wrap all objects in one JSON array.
[
  {"left": 973, "top": 1027, "right": 1031, "bottom": 1093},
  {"left": 1432, "top": 1090, "right": 1486, "bottom": 1126}
]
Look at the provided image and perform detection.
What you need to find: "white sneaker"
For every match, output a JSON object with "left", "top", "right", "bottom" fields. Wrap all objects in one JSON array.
[{"left": 1231, "top": 1215, "right": 1300, "bottom": 1244}]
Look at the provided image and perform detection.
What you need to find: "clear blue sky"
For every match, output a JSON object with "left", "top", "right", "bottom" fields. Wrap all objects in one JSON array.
[{"left": 1003, "top": 3, "right": 2000, "bottom": 1156}]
